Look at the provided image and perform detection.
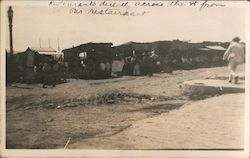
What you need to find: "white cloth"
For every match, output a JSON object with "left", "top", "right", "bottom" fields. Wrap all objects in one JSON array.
[
  {"left": 99, "top": 63, "right": 105, "bottom": 71},
  {"left": 133, "top": 63, "right": 140, "bottom": 76},
  {"left": 224, "top": 42, "right": 245, "bottom": 78},
  {"left": 112, "top": 60, "right": 124, "bottom": 72},
  {"left": 105, "top": 62, "right": 111, "bottom": 71},
  {"left": 223, "top": 42, "right": 245, "bottom": 64}
]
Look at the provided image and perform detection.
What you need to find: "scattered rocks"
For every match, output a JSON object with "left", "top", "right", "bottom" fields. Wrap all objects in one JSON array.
[
  {"left": 44, "top": 103, "right": 56, "bottom": 109},
  {"left": 150, "top": 97, "right": 156, "bottom": 101},
  {"left": 40, "top": 91, "right": 178, "bottom": 110},
  {"left": 107, "top": 100, "right": 115, "bottom": 104},
  {"left": 46, "top": 118, "right": 54, "bottom": 122},
  {"left": 24, "top": 106, "right": 32, "bottom": 110},
  {"left": 64, "top": 103, "right": 78, "bottom": 108},
  {"left": 69, "top": 104, "right": 78, "bottom": 107}
]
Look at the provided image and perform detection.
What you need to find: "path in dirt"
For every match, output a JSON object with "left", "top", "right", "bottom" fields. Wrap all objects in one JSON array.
[
  {"left": 68, "top": 65, "right": 245, "bottom": 149},
  {"left": 69, "top": 93, "right": 245, "bottom": 149}
]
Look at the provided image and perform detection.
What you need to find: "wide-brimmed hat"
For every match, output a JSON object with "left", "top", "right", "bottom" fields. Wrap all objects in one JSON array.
[{"left": 232, "top": 37, "right": 240, "bottom": 42}]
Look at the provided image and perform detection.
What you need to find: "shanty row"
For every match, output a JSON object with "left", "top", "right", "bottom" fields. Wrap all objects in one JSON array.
[{"left": 6, "top": 40, "right": 245, "bottom": 84}]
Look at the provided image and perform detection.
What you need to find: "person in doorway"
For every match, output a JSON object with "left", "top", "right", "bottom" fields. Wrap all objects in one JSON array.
[
  {"left": 223, "top": 37, "right": 245, "bottom": 84},
  {"left": 105, "top": 60, "right": 111, "bottom": 78},
  {"left": 52, "top": 61, "right": 60, "bottom": 86},
  {"left": 133, "top": 55, "right": 141, "bottom": 76},
  {"left": 42, "top": 62, "right": 51, "bottom": 88},
  {"left": 143, "top": 53, "right": 153, "bottom": 76}
]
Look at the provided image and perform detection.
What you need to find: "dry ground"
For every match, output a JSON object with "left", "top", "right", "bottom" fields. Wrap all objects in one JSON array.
[
  {"left": 68, "top": 93, "right": 244, "bottom": 149},
  {"left": 6, "top": 65, "right": 245, "bottom": 149}
]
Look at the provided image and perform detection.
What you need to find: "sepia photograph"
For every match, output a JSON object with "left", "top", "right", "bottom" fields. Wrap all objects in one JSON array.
[{"left": 1, "top": 0, "right": 249, "bottom": 157}]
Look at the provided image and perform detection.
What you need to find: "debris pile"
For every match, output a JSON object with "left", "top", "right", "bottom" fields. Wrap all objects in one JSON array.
[{"left": 31, "top": 90, "right": 177, "bottom": 109}]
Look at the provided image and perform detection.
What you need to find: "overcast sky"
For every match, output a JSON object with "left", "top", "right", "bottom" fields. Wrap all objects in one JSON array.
[{"left": 4, "top": 2, "right": 248, "bottom": 52}]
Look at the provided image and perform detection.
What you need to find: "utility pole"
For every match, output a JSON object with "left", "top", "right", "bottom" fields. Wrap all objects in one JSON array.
[
  {"left": 8, "top": 6, "right": 14, "bottom": 56},
  {"left": 7, "top": 6, "right": 14, "bottom": 84}
]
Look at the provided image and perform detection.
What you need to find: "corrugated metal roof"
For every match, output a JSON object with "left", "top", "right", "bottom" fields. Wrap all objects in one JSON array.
[
  {"left": 37, "top": 51, "right": 63, "bottom": 55},
  {"left": 199, "top": 48, "right": 211, "bottom": 51},
  {"left": 199, "top": 46, "right": 226, "bottom": 51},
  {"left": 29, "top": 47, "right": 57, "bottom": 52},
  {"left": 28, "top": 47, "right": 63, "bottom": 55},
  {"left": 205, "top": 46, "right": 226, "bottom": 51}
]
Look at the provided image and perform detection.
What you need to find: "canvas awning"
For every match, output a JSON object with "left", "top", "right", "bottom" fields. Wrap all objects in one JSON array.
[{"left": 199, "top": 46, "right": 226, "bottom": 51}]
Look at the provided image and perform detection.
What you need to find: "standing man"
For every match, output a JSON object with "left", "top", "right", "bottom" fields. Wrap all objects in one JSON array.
[
  {"left": 105, "top": 60, "right": 111, "bottom": 78},
  {"left": 223, "top": 37, "right": 245, "bottom": 84}
]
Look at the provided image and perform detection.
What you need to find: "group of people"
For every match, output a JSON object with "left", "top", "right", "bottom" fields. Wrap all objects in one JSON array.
[
  {"left": 36, "top": 59, "right": 68, "bottom": 88},
  {"left": 122, "top": 51, "right": 160, "bottom": 76},
  {"left": 78, "top": 59, "right": 112, "bottom": 79}
]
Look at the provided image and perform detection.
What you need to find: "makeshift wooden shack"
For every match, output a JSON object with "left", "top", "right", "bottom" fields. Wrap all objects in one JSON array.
[
  {"left": 113, "top": 40, "right": 229, "bottom": 72},
  {"left": 186, "top": 45, "right": 227, "bottom": 69},
  {"left": 16, "top": 47, "right": 63, "bottom": 82},
  {"left": 62, "top": 42, "right": 113, "bottom": 79},
  {"left": 16, "top": 47, "right": 63, "bottom": 67}
]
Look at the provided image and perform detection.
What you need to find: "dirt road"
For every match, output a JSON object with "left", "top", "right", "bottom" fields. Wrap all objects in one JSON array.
[
  {"left": 6, "top": 66, "right": 245, "bottom": 149},
  {"left": 69, "top": 93, "right": 244, "bottom": 149}
]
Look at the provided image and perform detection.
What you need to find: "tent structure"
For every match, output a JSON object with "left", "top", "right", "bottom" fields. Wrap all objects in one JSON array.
[
  {"left": 22, "top": 47, "right": 63, "bottom": 67},
  {"left": 199, "top": 46, "right": 226, "bottom": 51}
]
